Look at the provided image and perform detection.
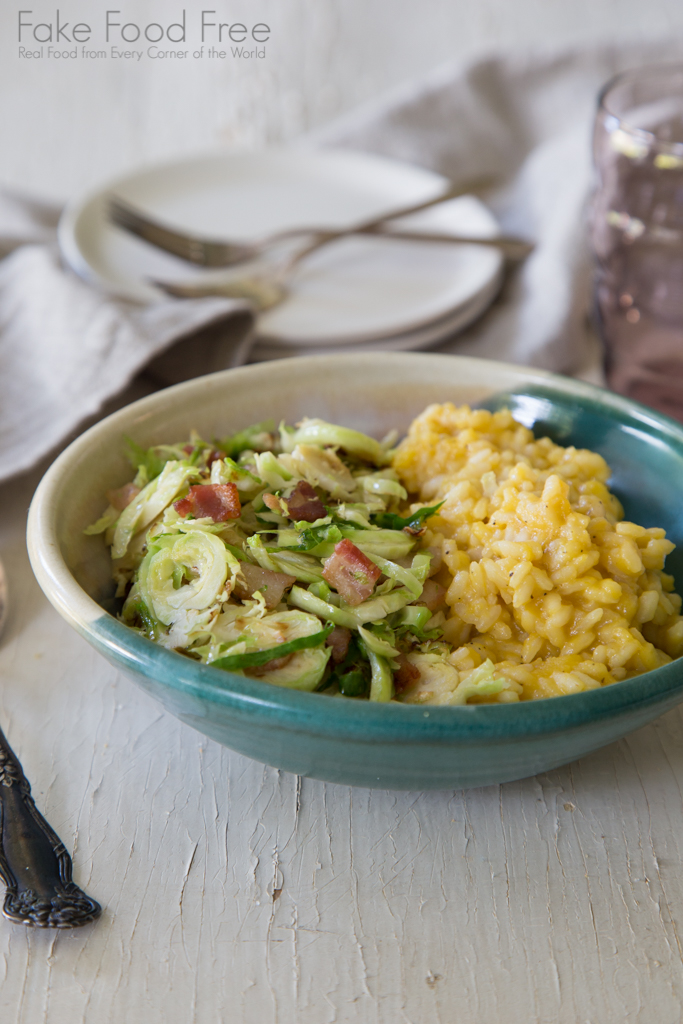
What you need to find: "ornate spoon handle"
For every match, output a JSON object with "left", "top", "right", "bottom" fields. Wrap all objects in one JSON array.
[{"left": 0, "top": 726, "right": 101, "bottom": 927}]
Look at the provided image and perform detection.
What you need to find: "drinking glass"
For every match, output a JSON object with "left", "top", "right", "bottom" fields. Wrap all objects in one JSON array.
[{"left": 592, "top": 64, "right": 683, "bottom": 421}]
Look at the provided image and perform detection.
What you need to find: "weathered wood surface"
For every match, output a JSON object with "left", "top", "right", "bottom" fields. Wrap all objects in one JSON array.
[
  {"left": 3, "top": 2, "right": 683, "bottom": 1019},
  {"left": 2, "top": 463, "right": 683, "bottom": 1023}
]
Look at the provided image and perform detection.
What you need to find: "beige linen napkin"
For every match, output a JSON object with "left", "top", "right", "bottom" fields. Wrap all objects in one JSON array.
[{"left": 0, "top": 191, "right": 255, "bottom": 483}]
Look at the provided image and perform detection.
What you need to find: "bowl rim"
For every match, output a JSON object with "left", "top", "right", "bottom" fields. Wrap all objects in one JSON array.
[{"left": 26, "top": 351, "right": 683, "bottom": 741}]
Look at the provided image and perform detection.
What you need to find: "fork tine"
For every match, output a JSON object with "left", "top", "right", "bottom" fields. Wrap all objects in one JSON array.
[
  {"left": 108, "top": 197, "right": 251, "bottom": 267},
  {"left": 109, "top": 197, "right": 203, "bottom": 262}
]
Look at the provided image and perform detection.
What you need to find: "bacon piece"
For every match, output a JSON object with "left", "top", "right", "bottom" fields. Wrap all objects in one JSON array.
[
  {"left": 106, "top": 482, "right": 141, "bottom": 511},
  {"left": 322, "top": 539, "right": 381, "bottom": 607},
  {"left": 418, "top": 579, "right": 447, "bottom": 612},
  {"left": 325, "top": 626, "right": 352, "bottom": 664},
  {"left": 284, "top": 480, "right": 326, "bottom": 523},
  {"left": 174, "top": 496, "right": 193, "bottom": 516},
  {"left": 174, "top": 483, "right": 241, "bottom": 522},
  {"left": 207, "top": 447, "right": 226, "bottom": 466},
  {"left": 393, "top": 654, "right": 421, "bottom": 694},
  {"left": 232, "top": 562, "right": 296, "bottom": 610},
  {"left": 247, "top": 653, "right": 294, "bottom": 676}
]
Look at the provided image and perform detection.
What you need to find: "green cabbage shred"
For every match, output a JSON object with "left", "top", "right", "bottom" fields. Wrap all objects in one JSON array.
[{"left": 84, "top": 417, "right": 497, "bottom": 706}]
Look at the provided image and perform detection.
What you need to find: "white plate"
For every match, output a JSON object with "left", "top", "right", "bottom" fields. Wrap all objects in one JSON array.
[
  {"left": 59, "top": 149, "right": 503, "bottom": 346},
  {"left": 250, "top": 272, "right": 502, "bottom": 361}
]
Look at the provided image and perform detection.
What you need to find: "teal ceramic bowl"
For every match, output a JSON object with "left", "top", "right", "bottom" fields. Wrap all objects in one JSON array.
[{"left": 27, "top": 353, "right": 683, "bottom": 789}]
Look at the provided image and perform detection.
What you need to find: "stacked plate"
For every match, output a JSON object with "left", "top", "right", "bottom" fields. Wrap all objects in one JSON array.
[{"left": 59, "top": 149, "right": 504, "bottom": 359}]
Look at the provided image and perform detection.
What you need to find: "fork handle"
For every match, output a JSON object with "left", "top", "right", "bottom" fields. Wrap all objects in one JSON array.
[
  {"left": 349, "top": 175, "right": 497, "bottom": 233},
  {"left": 277, "top": 175, "right": 503, "bottom": 275},
  {"left": 363, "top": 227, "right": 534, "bottom": 260},
  {"left": 0, "top": 726, "right": 101, "bottom": 928},
  {"left": 269, "top": 174, "right": 497, "bottom": 247}
]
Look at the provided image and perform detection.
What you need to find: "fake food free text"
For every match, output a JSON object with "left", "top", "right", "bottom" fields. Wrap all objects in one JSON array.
[{"left": 17, "top": 11, "right": 271, "bottom": 46}]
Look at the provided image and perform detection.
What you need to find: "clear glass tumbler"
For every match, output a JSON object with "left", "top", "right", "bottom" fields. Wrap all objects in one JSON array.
[{"left": 592, "top": 64, "right": 683, "bottom": 421}]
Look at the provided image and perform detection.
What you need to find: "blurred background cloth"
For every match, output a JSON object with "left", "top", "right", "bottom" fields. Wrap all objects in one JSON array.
[
  {"left": 1, "top": 40, "right": 680, "bottom": 483},
  {"left": 314, "top": 39, "right": 681, "bottom": 377}
]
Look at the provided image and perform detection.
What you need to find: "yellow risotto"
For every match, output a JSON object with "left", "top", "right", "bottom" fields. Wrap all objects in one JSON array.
[{"left": 392, "top": 403, "right": 683, "bottom": 704}]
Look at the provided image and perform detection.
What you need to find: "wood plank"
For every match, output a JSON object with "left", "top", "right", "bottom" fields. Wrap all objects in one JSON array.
[{"left": 2, "top": 466, "right": 683, "bottom": 1022}]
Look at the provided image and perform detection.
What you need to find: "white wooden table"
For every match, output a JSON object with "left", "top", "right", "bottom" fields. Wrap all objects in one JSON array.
[
  {"left": 2, "top": 454, "right": 683, "bottom": 1023},
  {"left": 3, "top": 2, "right": 683, "bottom": 1018}
]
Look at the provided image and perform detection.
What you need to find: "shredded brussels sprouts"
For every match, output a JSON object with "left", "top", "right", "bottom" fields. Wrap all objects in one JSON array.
[{"left": 85, "top": 417, "right": 506, "bottom": 705}]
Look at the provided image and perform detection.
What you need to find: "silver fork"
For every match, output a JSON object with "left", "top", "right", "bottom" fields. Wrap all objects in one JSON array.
[
  {"left": 150, "top": 224, "right": 532, "bottom": 312},
  {"left": 109, "top": 175, "right": 499, "bottom": 268},
  {"left": 0, "top": 558, "right": 101, "bottom": 927}
]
